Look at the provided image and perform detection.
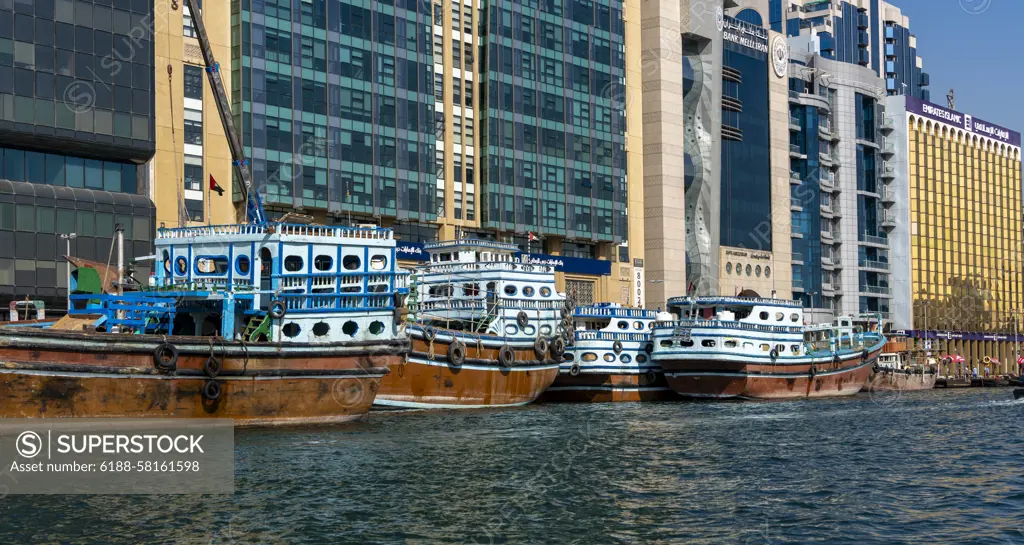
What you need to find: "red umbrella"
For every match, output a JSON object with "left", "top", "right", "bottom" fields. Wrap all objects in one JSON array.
[
  {"left": 1017, "top": 356, "right": 1024, "bottom": 365},
  {"left": 940, "top": 354, "right": 965, "bottom": 364}
]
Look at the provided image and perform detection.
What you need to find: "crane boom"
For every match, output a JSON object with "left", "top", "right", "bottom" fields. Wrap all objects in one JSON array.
[{"left": 181, "top": 0, "right": 267, "bottom": 225}]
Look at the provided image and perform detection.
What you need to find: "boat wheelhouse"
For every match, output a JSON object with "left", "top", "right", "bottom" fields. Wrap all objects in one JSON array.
[
  {"left": 0, "top": 222, "right": 409, "bottom": 425},
  {"left": 375, "top": 239, "right": 568, "bottom": 409},
  {"left": 651, "top": 296, "right": 886, "bottom": 399},
  {"left": 866, "top": 339, "right": 937, "bottom": 392},
  {"left": 540, "top": 303, "right": 677, "bottom": 402}
]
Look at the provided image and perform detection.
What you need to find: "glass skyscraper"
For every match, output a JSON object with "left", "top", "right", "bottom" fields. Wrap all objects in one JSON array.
[
  {"left": 480, "top": 0, "right": 628, "bottom": 243},
  {"left": 232, "top": 0, "right": 437, "bottom": 222}
]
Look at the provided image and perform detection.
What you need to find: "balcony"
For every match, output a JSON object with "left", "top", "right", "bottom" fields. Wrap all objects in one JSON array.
[
  {"left": 792, "top": 252, "right": 804, "bottom": 264},
  {"left": 820, "top": 153, "right": 834, "bottom": 167},
  {"left": 880, "top": 165, "right": 896, "bottom": 179},
  {"left": 881, "top": 213, "right": 897, "bottom": 228},
  {"left": 822, "top": 281, "right": 841, "bottom": 294},
  {"left": 881, "top": 188, "right": 896, "bottom": 203},
  {"left": 880, "top": 115, "right": 895, "bottom": 131},
  {"left": 820, "top": 203, "right": 834, "bottom": 216},
  {"left": 791, "top": 171, "right": 803, "bottom": 184},
  {"left": 819, "top": 175, "right": 836, "bottom": 191},
  {"left": 881, "top": 140, "right": 895, "bottom": 156},
  {"left": 859, "top": 258, "right": 890, "bottom": 271},
  {"left": 790, "top": 116, "right": 802, "bottom": 131},
  {"left": 821, "top": 230, "right": 835, "bottom": 242},
  {"left": 858, "top": 233, "right": 889, "bottom": 246},
  {"left": 790, "top": 197, "right": 804, "bottom": 211},
  {"left": 790, "top": 144, "right": 807, "bottom": 159},
  {"left": 861, "top": 285, "right": 892, "bottom": 295}
]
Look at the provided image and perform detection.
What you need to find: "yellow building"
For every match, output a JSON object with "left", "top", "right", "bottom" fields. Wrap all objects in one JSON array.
[
  {"left": 889, "top": 96, "right": 1022, "bottom": 374},
  {"left": 152, "top": 0, "right": 236, "bottom": 229}
]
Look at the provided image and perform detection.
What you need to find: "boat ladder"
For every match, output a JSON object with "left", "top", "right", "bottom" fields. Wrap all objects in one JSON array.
[{"left": 243, "top": 313, "right": 271, "bottom": 342}]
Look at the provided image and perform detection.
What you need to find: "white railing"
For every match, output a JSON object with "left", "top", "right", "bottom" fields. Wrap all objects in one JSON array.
[
  {"left": 156, "top": 223, "right": 393, "bottom": 240},
  {"left": 418, "top": 261, "right": 555, "bottom": 275}
]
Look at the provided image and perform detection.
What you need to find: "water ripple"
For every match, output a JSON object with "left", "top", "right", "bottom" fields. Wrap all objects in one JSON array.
[{"left": 0, "top": 389, "right": 1021, "bottom": 543}]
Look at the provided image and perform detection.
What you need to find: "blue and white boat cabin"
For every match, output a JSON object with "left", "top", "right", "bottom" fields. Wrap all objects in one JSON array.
[
  {"left": 565, "top": 302, "right": 670, "bottom": 373},
  {"left": 410, "top": 239, "right": 565, "bottom": 339},
  {"left": 113, "top": 222, "right": 411, "bottom": 344}
]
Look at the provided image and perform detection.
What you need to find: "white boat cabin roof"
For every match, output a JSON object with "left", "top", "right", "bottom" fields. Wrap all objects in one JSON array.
[{"left": 424, "top": 239, "right": 520, "bottom": 264}]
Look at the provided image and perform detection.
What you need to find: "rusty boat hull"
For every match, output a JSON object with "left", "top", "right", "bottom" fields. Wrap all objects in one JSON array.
[
  {"left": 659, "top": 346, "right": 882, "bottom": 400},
  {"left": 539, "top": 371, "right": 678, "bottom": 403},
  {"left": 375, "top": 328, "right": 560, "bottom": 409},
  {"left": 865, "top": 369, "right": 938, "bottom": 392},
  {"left": 0, "top": 327, "right": 404, "bottom": 426}
]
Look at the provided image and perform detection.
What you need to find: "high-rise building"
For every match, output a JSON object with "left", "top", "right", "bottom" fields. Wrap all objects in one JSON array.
[
  {"left": 886, "top": 95, "right": 1022, "bottom": 374},
  {"left": 0, "top": 0, "right": 156, "bottom": 312},
  {"left": 772, "top": 0, "right": 930, "bottom": 100},
  {"left": 787, "top": 46, "right": 895, "bottom": 325},
  {"left": 152, "top": 0, "right": 237, "bottom": 228},
  {"left": 388, "top": 0, "right": 646, "bottom": 307}
]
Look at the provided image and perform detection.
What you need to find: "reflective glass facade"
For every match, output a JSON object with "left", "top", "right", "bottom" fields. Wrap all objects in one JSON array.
[
  {"left": 232, "top": 0, "right": 436, "bottom": 221},
  {"left": 481, "top": 0, "right": 627, "bottom": 242},
  {"left": 789, "top": 95, "right": 822, "bottom": 308},
  {"left": 721, "top": 28, "right": 771, "bottom": 249},
  {"left": 0, "top": 0, "right": 155, "bottom": 162}
]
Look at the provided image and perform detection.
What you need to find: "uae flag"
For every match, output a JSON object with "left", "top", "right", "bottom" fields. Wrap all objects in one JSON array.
[{"left": 209, "top": 175, "right": 225, "bottom": 196}]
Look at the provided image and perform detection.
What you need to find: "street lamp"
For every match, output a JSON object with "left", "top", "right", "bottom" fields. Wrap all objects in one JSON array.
[{"left": 60, "top": 233, "right": 77, "bottom": 313}]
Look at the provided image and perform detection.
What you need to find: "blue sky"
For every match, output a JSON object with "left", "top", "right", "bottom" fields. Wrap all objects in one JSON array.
[{"left": 895, "top": 0, "right": 1024, "bottom": 133}]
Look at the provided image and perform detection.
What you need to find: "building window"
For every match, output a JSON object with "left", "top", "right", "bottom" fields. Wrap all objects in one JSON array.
[
  {"left": 183, "top": 0, "right": 202, "bottom": 38},
  {"left": 183, "top": 65, "right": 203, "bottom": 101},
  {"left": 183, "top": 119, "right": 203, "bottom": 145},
  {"left": 183, "top": 162, "right": 203, "bottom": 191}
]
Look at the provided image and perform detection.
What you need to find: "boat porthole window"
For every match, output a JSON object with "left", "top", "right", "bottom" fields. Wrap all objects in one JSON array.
[
  {"left": 702, "top": 340, "right": 716, "bottom": 347},
  {"left": 760, "top": 344, "right": 771, "bottom": 351},
  {"left": 681, "top": 340, "right": 694, "bottom": 347},
  {"left": 523, "top": 286, "right": 535, "bottom": 297},
  {"left": 617, "top": 321, "right": 629, "bottom": 330},
  {"left": 791, "top": 345, "right": 801, "bottom": 353},
  {"left": 175, "top": 256, "right": 187, "bottom": 275},
  {"left": 342, "top": 321, "right": 359, "bottom": 337},
  {"left": 776, "top": 344, "right": 786, "bottom": 353},
  {"left": 620, "top": 354, "right": 632, "bottom": 363},
  {"left": 487, "top": 282, "right": 497, "bottom": 292},
  {"left": 636, "top": 355, "right": 648, "bottom": 363},
  {"left": 284, "top": 255, "right": 304, "bottom": 272},
  {"left": 236, "top": 255, "right": 251, "bottom": 275},
  {"left": 634, "top": 321, "right": 644, "bottom": 330},
  {"left": 162, "top": 251, "right": 171, "bottom": 273},
  {"left": 645, "top": 343, "right": 653, "bottom": 354},
  {"left": 759, "top": 312, "right": 769, "bottom": 320},
  {"left": 791, "top": 313, "right": 800, "bottom": 322},
  {"left": 755, "top": 265, "right": 762, "bottom": 277},
  {"left": 743, "top": 342, "right": 754, "bottom": 349},
  {"left": 370, "top": 255, "right": 388, "bottom": 270},
  {"left": 765, "top": 266, "right": 771, "bottom": 278},
  {"left": 540, "top": 286, "right": 552, "bottom": 297},
  {"left": 504, "top": 285, "right": 517, "bottom": 296},
  {"left": 505, "top": 325, "right": 518, "bottom": 335},
  {"left": 725, "top": 262, "right": 733, "bottom": 274},
  {"left": 725, "top": 340, "right": 737, "bottom": 348},
  {"left": 582, "top": 353, "right": 598, "bottom": 362},
  {"left": 282, "top": 323, "right": 300, "bottom": 338},
  {"left": 540, "top": 325, "right": 552, "bottom": 335},
  {"left": 312, "top": 321, "right": 330, "bottom": 336},
  {"left": 745, "top": 264, "right": 752, "bottom": 276},
  {"left": 343, "top": 255, "right": 361, "bottom": 270},
  {"left": 604, "top": 353, "right": 616, "bottom": 362},
  {"left": 775, "top": 312, "right": 785, "bottom": 321},
  {"left": 660, "top": 340, "right": 673, "bottom": 348},
  {"left": 369, "top": 321, "right": 385, "bottom": 335},
  {"left": 314, "top": 255, "right": 333, "bottom": 271}
]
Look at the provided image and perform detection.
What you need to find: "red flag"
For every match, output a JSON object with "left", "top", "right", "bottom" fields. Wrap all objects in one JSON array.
[
  {"left": 528, "top": 232, "right": 538, "bottom": 242},
  {"left": 209, "top": 175, "right": 224, "bottom": 196}
]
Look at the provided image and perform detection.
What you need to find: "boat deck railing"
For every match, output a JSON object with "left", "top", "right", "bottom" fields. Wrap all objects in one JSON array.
[
  {"left": 655, "top": 319, "right": 804, "bottom": 335},
  {"left": 574, "top": 330, "right": 649, "bottom": 342},
  {"left": 574, "top": 306, "right": 657, "bottom": 319},
  {"left": 417, "top": 262, "right": 554, "bottom": 275},
  {"left": 156, "top": 223, "right": 393, "bottom": 240}
]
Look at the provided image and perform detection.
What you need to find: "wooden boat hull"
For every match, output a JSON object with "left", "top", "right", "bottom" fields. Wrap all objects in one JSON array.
[
  {"left": 866, "top": 369, "right": 938, "bottom": 392},
  {"left": 659, "top": 347, "right": 882, "bottom": 400},
  {"left": 0, "top": 327, "right": 403, "bottom": 426},
  {"left": 539, "top": 371, "right": 678, "bottom": 403},
  {"left": 1014, "top": 388, "right": 1024, "bottom": 400},
  {"left": 375, "top": 333, "right": 560, "bottom": 409}
]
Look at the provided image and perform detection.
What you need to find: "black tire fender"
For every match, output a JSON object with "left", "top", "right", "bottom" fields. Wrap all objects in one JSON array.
[
  {"left": 534, "top": 337, "right": 549, "bottom": 360},
  {"left": 268, "top": 300, "right": 287, "bottom": 320},
  {"left": 516, "top": 311, "right": 529, "bottom": 328},
  {"left": 498, "top": 345, "right": 515, "bottom": 367},
  {"left": 202, "top": 380, "right": 221, "bottom": 401},
  {"left": 447, "top": 341, "right": 466, "bottom": 367},
  {"left": 613, "top": 340, "right": 623, "bottom": 354},
  {"left": 550, "top": 336, "right": 566, "bottom": 359},
  {"left": 153, "top": 343, "right": 178, "bottom": 371},
  {"left": 203, "top": 356, "right": 222, "bottom": 378},
  {"left": 569, "top": 363, "right": 581, "bottom": 377}
]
